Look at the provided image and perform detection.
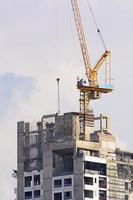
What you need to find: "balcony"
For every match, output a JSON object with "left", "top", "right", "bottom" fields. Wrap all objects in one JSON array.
[{"left": 84, "top": 169, "right": 99, "bottom": 175}]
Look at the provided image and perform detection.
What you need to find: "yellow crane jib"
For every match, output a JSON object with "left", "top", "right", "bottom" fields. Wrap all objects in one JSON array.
[
  {"left": 89, "top": 50, "right": 111, "bottom": 88},
  {"left": 71, "top": 0, "right": 113, "bottom": 100}
]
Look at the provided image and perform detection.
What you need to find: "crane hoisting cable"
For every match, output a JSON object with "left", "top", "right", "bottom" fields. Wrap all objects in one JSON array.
[
  {"left": 71, "top": 0, "right": 113, "bottom": 138},
  {"left": 86, "top": 0, "right": 107, "bottom": 51},
  {"left": 71, "top": 0, "right": 112, "bottom": 88}
]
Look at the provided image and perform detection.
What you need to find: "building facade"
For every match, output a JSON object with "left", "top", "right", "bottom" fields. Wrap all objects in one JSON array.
[{"left": 15, "top": 112, "right": 133, "bottom": 200}]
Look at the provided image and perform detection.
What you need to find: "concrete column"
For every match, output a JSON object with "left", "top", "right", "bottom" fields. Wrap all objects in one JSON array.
[
  {"left": 43, "top": 145, "right": 53, "bottom": 200},
  {"left": 17, "top": 121, "right": 25, "bottom": 200},
  {"left": 74, "top": 155, "right": 84, "bottom": 200}
]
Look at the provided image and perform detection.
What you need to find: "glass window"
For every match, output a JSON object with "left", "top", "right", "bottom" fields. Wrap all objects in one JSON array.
[
  {"left": 125, "top": 195, "right": 128, "bottom": 200},
  {"left": 54, "top": 179, "right": 62, "bottom": 188},
  {"left": 84, "top": 190, "right": 93, "bottom": 198},
  {"left": 84, "top": 161, "right": 106, "bottom": 176},
  {"left": 54, "top": 192, "right": 62, "bottom": 200},
  {"left": 84, "top": 177, "right": 93, "bottom": 185},
  {"left": 25, "top": 176, "right": 32, "bottom": 187},
  {"left": 64, "top": 191, "right": 72, "bottom": 200},
  {"left": 99, "top": 177, "right": 107, "bottom": 189},
  {"left": 125, "top": 182, "right": 128, "bottom": 190},
  {"left": 34, "top": 190, "right": 40, "bottom": 198},
  {"left": 131, "top": 180, "right": 133, "bottom": 189},
  {"left": 99, "top": 190, "right": 107, "bottom": 199},
  {"left": 34, "top": 175, "right": 40, "bottom": 186},
  {"left": 25, "top": 191, "right": 32, "bottom": 199},
  {"left": 64, "top": 178, "right": 72, "bottom": 187}
]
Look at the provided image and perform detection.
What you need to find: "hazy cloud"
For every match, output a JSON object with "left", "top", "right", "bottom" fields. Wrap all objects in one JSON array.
[{"left": 0, "top": 73, "right": 37, "bottom": 118}]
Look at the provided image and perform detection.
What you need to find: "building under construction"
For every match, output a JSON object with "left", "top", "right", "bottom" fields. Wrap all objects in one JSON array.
[
  {"left": 13, "top": 0, "right": 133, "bottom": 200},
  {"left": 14, "top": 111, "right": 133, "bottom": 200}
]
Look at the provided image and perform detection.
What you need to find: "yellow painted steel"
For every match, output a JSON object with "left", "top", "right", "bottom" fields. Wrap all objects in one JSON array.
[
  {"left": 71, "top": 0, "right": 112, "bottom": 89},
  {"left": 71, "top": 0, "right": 113, "bottom": 138}
]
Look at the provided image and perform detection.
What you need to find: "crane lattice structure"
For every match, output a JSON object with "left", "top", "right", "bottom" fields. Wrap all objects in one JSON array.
[{"left": 71, "top": 0, "right": 113, "bottom": 139}]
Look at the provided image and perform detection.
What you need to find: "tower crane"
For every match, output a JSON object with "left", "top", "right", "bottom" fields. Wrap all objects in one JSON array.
[{"left": 71, "top": 0, "right": 113, "bottom": 138}]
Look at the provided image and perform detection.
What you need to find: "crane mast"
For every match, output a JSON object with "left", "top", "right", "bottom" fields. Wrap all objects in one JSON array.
[{"left": 71, "top": 0, "right": 113, "bottom": 139}]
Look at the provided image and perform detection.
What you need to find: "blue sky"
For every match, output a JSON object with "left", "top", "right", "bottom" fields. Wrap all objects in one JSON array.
[{"left": 0, "top": 0, "right": 133, "bottom": 199}]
